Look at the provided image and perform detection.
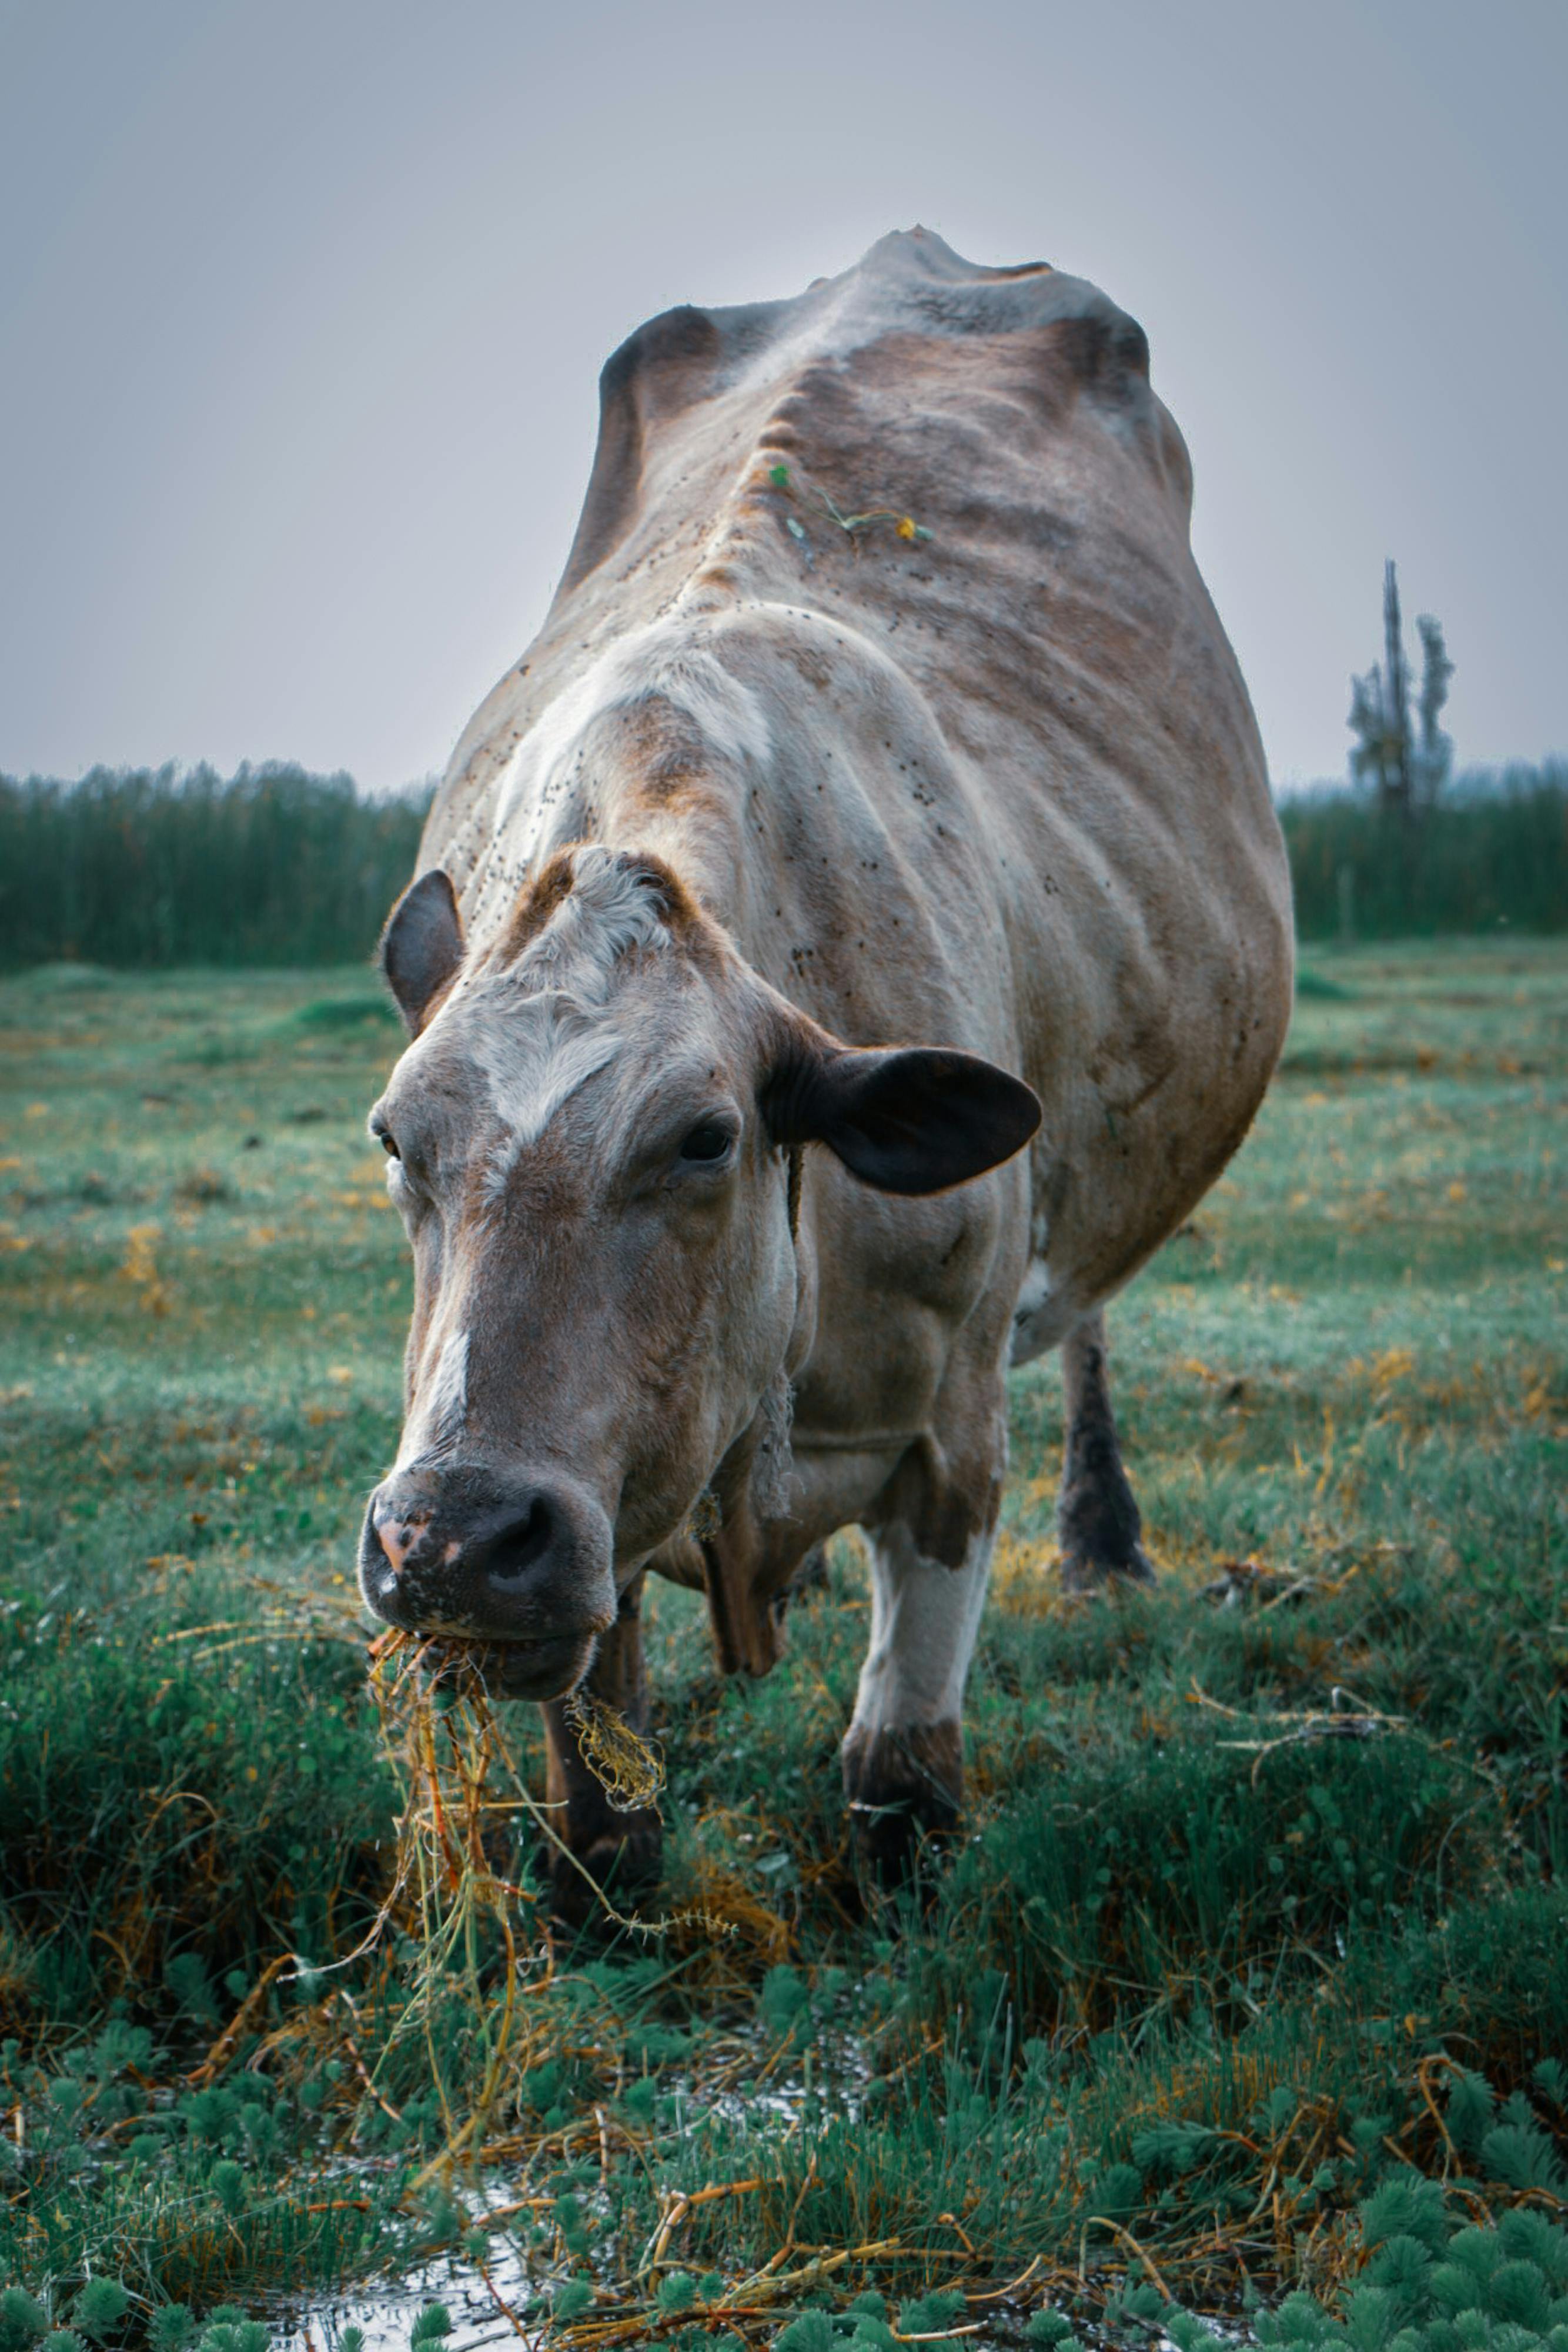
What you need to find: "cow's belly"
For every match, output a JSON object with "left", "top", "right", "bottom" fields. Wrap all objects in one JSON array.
[{"left": 1008, "top": 975, "right": 1289, "bottom": 1365}]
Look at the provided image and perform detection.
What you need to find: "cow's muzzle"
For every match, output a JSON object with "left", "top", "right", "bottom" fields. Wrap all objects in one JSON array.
[{"left": 357, "top": 1464, "right": 616, "bottom": 1700}]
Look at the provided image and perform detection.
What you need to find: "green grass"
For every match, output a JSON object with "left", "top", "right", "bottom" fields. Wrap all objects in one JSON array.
[{"left": 1, "top": 939, "right": 1566, "bottom": 2350}]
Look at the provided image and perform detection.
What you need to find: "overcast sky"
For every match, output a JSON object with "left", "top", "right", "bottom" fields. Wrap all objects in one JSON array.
[{"left": 2, "top": 0, "right": 1564, "bottom": 795}]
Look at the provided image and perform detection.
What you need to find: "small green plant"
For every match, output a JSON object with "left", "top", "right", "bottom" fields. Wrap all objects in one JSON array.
[{"left": 69, "top": 2283, "right": 128, "bottom": 2344}]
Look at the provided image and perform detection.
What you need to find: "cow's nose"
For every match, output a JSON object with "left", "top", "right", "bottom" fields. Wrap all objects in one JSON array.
[
  {"left": 357, "top": 1469, "right": 616, "bottom": 1655},
  {"left": 370, "top": 1508, "right": 426, "bottom": 1578},
  {"left": 460, "top": 1492, "right": 560, "bottom": 1596}
]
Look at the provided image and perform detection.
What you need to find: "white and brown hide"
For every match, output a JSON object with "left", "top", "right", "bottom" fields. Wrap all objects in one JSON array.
[{"left": 375, "top": 228, "right": 1292, "bottom": 1872}]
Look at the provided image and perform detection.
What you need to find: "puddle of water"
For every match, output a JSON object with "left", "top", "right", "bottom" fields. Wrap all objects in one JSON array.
[
  {"left": 273, "top": 2244, "right": 541, "bottom": 2352},
  {"left": 265, "top": 2030, "right": 1259, "bottom": 2352},
  {"left": 272, "top": 2260, "right": 1261, "bottom": 2352}
]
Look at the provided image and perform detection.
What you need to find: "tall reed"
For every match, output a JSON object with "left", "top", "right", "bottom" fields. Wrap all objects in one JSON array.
[
  {"left": 3, "top": 758, "right": 1564, "bottom": 969},
  {"left": 0, "top": 765, "right": 431, "bottom": 968},
  {"left": 1282, "top": 762, "right": 1568, "bottom": 940}
]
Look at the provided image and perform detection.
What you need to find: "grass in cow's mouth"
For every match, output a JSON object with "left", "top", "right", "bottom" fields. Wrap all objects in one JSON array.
[{"left": 1, "top": 940, "right": 1566, "bottom": 2350}]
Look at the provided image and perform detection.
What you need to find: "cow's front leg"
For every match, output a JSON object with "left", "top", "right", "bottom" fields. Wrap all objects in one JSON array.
[
  {"left": 540, "top": 1574, "right": 663, "bottom": 1923},
  {"left": 1057, "top": 1309, "right": 1155, "bottom": 1592},
  {"left": 840, "top": 1522, "right": 993, "bottom": 1881}
]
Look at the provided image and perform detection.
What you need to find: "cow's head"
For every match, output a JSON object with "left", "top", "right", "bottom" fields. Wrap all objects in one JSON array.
[{"left": 357, "top": 847, "right": 1039, "bottom": 1697}]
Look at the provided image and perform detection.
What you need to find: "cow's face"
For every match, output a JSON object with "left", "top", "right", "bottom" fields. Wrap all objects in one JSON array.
[{"left": 357, "top": 848, "right": 1038, "bottom": 1698}]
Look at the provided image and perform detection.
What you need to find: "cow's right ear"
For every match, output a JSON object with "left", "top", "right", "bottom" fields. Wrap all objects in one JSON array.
[
  {"left": 763, "top": 1020, "right": 1041, "bottom": 1196},
  {"left": 379, "top": 870, "right": 464, "bottom": 1035}
]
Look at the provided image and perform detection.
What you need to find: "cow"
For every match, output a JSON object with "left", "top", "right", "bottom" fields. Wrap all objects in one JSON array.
[{"left": 357, "top": 228, "right": 1293, "bottom": 1896}]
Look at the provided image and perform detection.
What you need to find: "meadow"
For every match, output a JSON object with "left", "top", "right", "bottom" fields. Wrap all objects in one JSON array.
[{"left": 0, "top": 940, "right": 1565, "bottom": 2352}]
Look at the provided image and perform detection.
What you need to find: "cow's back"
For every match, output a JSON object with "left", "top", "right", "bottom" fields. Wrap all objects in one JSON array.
[{"left": 422, "top": 229, "right": 1292, "bottom": 1341}]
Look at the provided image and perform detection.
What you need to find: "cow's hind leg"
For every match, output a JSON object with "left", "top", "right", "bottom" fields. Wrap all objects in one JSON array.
[
  {"left": 1057, "top": 1310, "right": 1155, "bottom": 1592},
  {"left": 841, "top": 1522, "right": 992, "bottom": 1882},
  {"left": 540, "top": 1575, "right": 663, "bottom": 1925}
]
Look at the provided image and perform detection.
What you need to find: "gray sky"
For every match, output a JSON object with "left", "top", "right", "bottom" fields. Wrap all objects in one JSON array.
[{"left": 2, "top": 0, "right": 1564, "bottom": 794}]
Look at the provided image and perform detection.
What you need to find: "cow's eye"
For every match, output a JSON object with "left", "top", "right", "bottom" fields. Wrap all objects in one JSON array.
[{"left": 680, "top": 1121, "right": 733, "bottom": 1164}]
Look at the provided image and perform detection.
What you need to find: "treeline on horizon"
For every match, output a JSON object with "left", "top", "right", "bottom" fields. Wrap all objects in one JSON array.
[
  {"left": 1283, "top": 761, "right": 1568, "bottom": 941},
  {"left": 1, "top": 757, "right": 1564, "bottom": 969},
  {"left": 0, "top": 763, "right": 432, "bottom": 971}
]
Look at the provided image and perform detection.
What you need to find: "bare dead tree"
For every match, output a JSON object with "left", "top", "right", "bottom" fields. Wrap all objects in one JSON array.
[
  {"left": 1348, "top": 561, "right": 1454, "bottom": 818},
  {"left": 1414, "top": 612, "right": 1455, "bottom": 804}
]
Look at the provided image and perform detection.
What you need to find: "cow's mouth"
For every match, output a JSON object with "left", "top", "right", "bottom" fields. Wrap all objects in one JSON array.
[
  {"left": 356, "top": 1479, "right": 617, "bottom": 1702},
  {"left": 398, "top": 1629, "right": 599, "bottom": 1705}
]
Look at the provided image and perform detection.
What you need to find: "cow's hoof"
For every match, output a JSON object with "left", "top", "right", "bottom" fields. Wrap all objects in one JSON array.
[
  {"left": 1059, "top": 1542, "right": 1156, "bottom": 1596},
  {"left": 545, "top": 1820, "right": 663, "bottom": 1932},
  {"left": 842, "top": 1722, "right": 961, "bottom": 1890}
]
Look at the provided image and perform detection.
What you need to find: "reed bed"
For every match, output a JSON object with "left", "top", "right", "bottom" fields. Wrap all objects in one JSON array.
[
  {"left": 2, "top": 761, "right": 1566, "bottom": 974},
  {"left": 0, "top": 766, "right": 430, "bottom": 970},
  {"left": 1281, "top": 763, "right": 1568, "bottom": 940}
]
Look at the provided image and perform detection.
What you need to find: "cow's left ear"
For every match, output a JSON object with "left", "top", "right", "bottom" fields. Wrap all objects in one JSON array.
[
  {"left": 380, "top": 869, "right": 464, "bottom": 1035},
  {"left": 764, "top": 1038, "right": 1041, "bottom": 1196}
]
